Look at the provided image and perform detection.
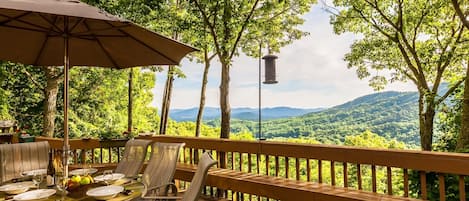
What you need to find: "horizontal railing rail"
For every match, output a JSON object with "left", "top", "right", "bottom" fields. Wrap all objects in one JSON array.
[{"left": 35, "top": 135, "right": 469, "bottom": 201}]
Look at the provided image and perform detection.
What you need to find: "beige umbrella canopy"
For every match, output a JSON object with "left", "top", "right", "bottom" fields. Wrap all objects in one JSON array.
[{"left": 0, "top": 0, "right": 197, "bottom": 177}]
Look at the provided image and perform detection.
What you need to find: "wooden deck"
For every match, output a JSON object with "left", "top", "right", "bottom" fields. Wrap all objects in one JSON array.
[{"left": 37, "top": 136, "right": 469, "bottom": 201}]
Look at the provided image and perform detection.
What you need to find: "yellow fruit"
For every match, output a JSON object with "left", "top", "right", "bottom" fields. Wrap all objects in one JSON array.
[
  {"left": 71, "top": 175, "right": 81, "bottom": 183},
  {"left": 80, "top": 177, "right": 91, "bottom": 185}
]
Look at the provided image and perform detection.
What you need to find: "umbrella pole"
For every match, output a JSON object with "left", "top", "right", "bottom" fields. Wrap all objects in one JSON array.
[{"left": 62, "top": 17, "right": 70, "bottom": 179}]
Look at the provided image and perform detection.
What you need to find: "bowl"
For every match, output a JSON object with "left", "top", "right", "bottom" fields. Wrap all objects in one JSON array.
[
  {"left": 0, "top": 181, "right": 33, "bottom": 194},
  {"left": 86, "top": 185, "right": 124, "bottom": 200}
]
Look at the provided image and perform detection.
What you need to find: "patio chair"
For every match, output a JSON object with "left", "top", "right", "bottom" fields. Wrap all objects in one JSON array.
[
  {"left": 0, "top": 141, "right": 50, "bottom": 183},
  {"left": 115, "top": 139, "right": 152, "bottom": 178},
  {"left": 142, "top": 152, "right": 217, "bottom": 201},
  {"left": 141, "top": 142, "right": 185, "bottom": 197}
]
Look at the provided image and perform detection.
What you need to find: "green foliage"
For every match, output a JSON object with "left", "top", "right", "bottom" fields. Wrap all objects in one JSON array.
[
  {"left": 218, "top": 91, "right": 420, "bottom": 145},
  {"left": 344, "top": 130, "right": 406, "bottom": 149}
]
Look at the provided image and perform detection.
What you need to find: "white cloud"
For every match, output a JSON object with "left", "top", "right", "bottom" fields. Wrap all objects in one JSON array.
[{"left": 152, "top": 4, "right": 416, "bottom": 109}]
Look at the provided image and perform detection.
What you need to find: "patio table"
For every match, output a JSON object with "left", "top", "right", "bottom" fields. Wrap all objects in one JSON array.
[{"left": 0, "top": 182, "right": 144, "bottom": 201}]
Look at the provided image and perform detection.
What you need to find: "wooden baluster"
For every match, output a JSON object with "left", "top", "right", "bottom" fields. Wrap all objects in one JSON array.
[
  {"left": 239, "top": 153, "right": 243, "bottom": 172},
  {"left": 343, "top": 162, "right": 348, "bottom": 188},
  {"left": 306, "top": 159, "right": 311, "bottom": 182},
  {"left": 248, "top": 153, "right": 252, "bottom": 173},
  {"left": 439, "top": 173, "right": 445, "bottom": 201},
  {"left": 80, "top": 149, "right": 86, "bottom": 164},
  {"left": 331, "top": 161, "right": 335, "bottom": 186},
  {"left": 404, "top": 169, "right": 409, "bottom": 197},
  {"left": 108, "top": 147, "right": 112, "bottom": 163},
  {"left": 357, "top": 164, "right": 362, "bottom": 190},
  {"left": 318, "top": 160, "right": 322, "bottom": 183},
  {"left": 285, "top": 157, "right": 289, "bottom": 179},
  {"left": 231, "top": 152, "right": 235, "bottom": 170},
  {"left": 459, "top": 175, "right": 465, "bottom": 201},
  {"left": 183, "top": 148, "right": 187, "bottom": 163},
  {"left": 116, "top": 147, "right": 121, "bottom": 162},
  {"left": 296, "top": 158, "right": 300, "bottom": 181},
  {"left": 372, "top": 165, "right": 377, "bottom": 193},
  {"left": 91, "top": 148, "right": 95, "bottom": 163},
  {"left": 274, "top": 156, "right": 279, "bottom": 177},
  {"left": 190, "top": 149, "right": 193, "bottom": 164},
  {"left": 387, "top": 167, "right": 392, "bottom": 195},
  {"left": 420, "top": 171, "right": 427, "bottom": 200},
  {"left": 256, "top": 154, "right": 260, "bottom": 174},
  {"left": 73, "top": 150, "right": 78, "bottom": 164},
  {"left": 100, "top": 148, "right": 103, "bottom": 163},
  {"left": 265, "top": 155, "right": 270, "bottom": 176}
]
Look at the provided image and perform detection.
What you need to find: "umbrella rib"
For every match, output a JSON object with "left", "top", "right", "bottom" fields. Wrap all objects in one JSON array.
[
  {"left": 83, "top": 20, "right": 120, "bottom": 67},
  {"left": 71, "top": 24, "right": 131, "bottom": 36},
  {"left": 69, "top": 18, "right": 85, "bottom": 33},
  {"left": 104, "top": 21, "right": 178, "bottom": 64},
  {"left": 0, "top": 12, "right": 52, "bottom": 33},
  {"left": 38, "top": 14, "right": 64, "bottom": 34},
  {"left": 0, "top": 12, "right": 30, "bottom": 25}
]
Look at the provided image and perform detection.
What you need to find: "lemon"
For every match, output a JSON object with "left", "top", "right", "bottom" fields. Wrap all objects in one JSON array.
[{"left": 71, "top": 175, "right": 81, "bottom": 183}]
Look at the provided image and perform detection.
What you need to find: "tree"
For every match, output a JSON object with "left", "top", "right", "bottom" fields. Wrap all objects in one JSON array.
[
  {"left": 192, "top": 0, "right": 316, "bottom": 139},
  {"left": 451, "top": 0, "right": 469, "bottom": 151},
  {"left": 330, "top": 0, "right": 467, "bottom": 150}
]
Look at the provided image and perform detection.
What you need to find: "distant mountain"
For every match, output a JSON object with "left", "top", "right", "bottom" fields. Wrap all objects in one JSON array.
[
  {"left": 219, "top": 91, "right": 420, "bottom": 145},
  {"left": 170, "top": 107, "right": 323, "bottom": 121}
]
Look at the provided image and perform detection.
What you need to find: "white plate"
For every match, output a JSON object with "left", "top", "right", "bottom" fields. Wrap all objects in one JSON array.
[
  {"left": 0, "top": 181, "right": 33, "bottom": 194},
  {"left": 94, "top": 173, "right": 125, "bottom": 182},
  {"left": 21, "top": 169, "right": 47, "bottom": 176},
  {"left": 69, "top": 168, "right": 98, "bottom": 176},
  {"left": 13, "top": 189, "right": 56, "bottom": 201},
  {"left": 86, "top": 185, "right": 124, "bottom": 200}
]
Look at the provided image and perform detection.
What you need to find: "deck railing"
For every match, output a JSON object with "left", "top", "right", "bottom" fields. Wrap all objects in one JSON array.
[{"left": 36, "top": 135, "right": 469, "bottom": 201}]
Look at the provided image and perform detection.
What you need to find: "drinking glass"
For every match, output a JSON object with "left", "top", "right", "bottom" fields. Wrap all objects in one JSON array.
[
  {"left": 32, "top": 171, "right": 43, "bottom": 189},
  {"left": 55, "top": 172, "right": 67, "bottom": 193},
  {"left": 102, "top": 170, "right": 113, "bottom": 185}
]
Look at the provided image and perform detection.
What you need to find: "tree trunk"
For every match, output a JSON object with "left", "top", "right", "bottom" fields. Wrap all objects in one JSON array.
[
  {"left": 456, "top": 65, "right": 469, "bottom": 151},
  {"left": 220, "top": 61, "right": 231, "bottom": 139},
  {"left": 418, "top": 93, "right": 436, "bottom": 151},
  {"left": 195, "top": 52, "right": 211, "bottom": 138},
  {"left": 42, "top": 67, "right": 61, "bottom": 137},
  {"left": 159, "top": 66, "right": 175, "bottom": 135}
]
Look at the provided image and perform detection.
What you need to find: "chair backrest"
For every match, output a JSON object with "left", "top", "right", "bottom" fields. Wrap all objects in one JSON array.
[
  {"left": 0, "top": 141, "right": 49, "bottom": 183},
  {"left": 142, "top": 142, "right": 185, "bottom": 196},
  {"left": 182, "top": 152, "right": 217, "bottom": 201},
  {"left": 115, "top": 139, "right": 152, "bottom": 178}
]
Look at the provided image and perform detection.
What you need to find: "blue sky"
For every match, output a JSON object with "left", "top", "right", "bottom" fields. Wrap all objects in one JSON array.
[{"left": 151, "top": 3, "right": 416, "bottom": 109}]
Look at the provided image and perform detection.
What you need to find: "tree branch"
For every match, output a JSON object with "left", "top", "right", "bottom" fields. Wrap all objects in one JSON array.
[
  {"left": 193, "top": 0, "right": 223, "bottom": 59},
  {"left": 452, "top": 0, "right": 469, "bottom": 29},
  {"left": 436, "top": 77, "right": 465, "bottom": 105},
  {"left": 228, "top": 0, "right": 260, "bottom": 59},
  {"left": 22, "top": 68, "right": 44, "bottom": 90}
]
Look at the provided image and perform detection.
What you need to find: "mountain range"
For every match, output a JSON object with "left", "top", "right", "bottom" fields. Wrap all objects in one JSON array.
[
  {"left": 207, "top": 91, "right": 420, "bottom": 145},
  {"left": 170, "top": 106, "right": 323, "bottom": 121}
]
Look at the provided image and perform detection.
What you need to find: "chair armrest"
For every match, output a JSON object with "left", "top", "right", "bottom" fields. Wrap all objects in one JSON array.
[{"left": 143, "top": 182, "right": 178, "bottom": 197}]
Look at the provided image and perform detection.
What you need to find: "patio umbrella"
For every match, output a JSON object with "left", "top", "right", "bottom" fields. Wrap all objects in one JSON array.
[{"left": 0, "top": 0, "right": 197, "bottom": 177}]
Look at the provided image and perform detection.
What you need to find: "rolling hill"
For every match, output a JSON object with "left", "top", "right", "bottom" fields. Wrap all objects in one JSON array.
[
  {"left": 208, "top": 91, "right": 420, "bottom": 145},
  {"left": 170, "top": 107, "right": 323, "bottom": 121}
]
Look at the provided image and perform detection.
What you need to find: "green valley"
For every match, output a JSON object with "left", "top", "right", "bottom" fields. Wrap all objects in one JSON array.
[{"left": 210, "top": 91, "right": 420, "bottom": 145}]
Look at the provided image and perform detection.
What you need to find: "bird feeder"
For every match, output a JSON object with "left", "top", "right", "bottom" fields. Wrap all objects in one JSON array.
[{"left": 262, "top": 54, "right": 278, "bottom": 84}]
